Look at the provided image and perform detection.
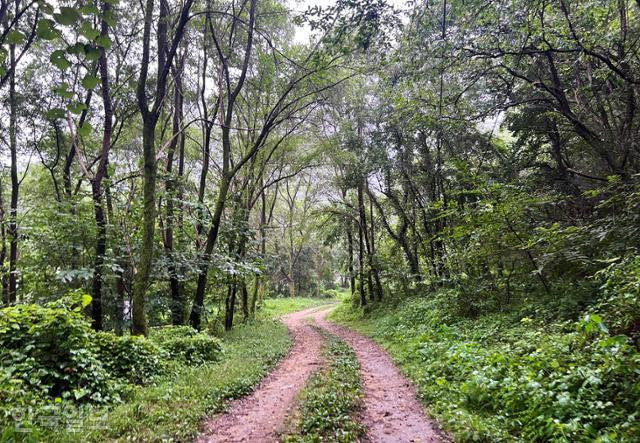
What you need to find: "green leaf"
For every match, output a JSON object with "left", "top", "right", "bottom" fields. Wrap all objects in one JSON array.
[
  {"left": 95, "top": 35, "right": 112, "bottom": 49},
  {"left": 54, "top": 7, "right": 80, "bottom": 26},
  {"left": 84, "top": 45, "right": 100, "bottom": 61},
  {"left": 67, "top": 101, "right": 87, "bottom": 115},
  {"left": 45, "top": 108, "right": 66, "bottom": 120},
  {"left": 52, "top": 83, "right": 74, "bottom": 99},
  {"left": 81, "top": 74, "right": 100, "bottom": 90},
  {"left": 78, "top": 122, "right": 93, "bottom": 137},
  {"left": 81, "top": 294, "right": 92, "bottom": 308},
  {"left": 79, "top": 21, "right": 100, "bottom": 40},
  {"left": 80, "top": 5, "right": 100, "bottom": 15},
  {"left": 6, "top": 30, "right": 25, "bottom": 45},
  {"left": 50, "top": 50, "right": 71, "bottom": 70},
  {"left": 36, "top": 19, "right": 59, "bottom": 40},
  {"left": 103, "top": 9, "right": 118, "bottom": 27},
  {"left": 66, "top": 42, "right": 86, "bottom": 56}
]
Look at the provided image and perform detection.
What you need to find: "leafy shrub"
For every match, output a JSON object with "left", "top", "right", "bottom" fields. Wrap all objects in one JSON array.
[
  {"left": 94, "top": 332, "right": 166, "bottom": 384},
  {"left": 0, "top": 296, "right": 116, "bottom": 404},
  {"left": 150, "top": 325, "right": 199, "bottom": 343},
  {"left": 151, "top": 326, "right": 223, "bottom": 364},
  {"left": 593, "top": 254, "right": 640, "bottom": 346}
]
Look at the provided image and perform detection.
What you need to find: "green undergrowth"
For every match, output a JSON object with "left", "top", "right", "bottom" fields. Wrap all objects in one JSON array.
[
  {"left": 283, "top": 330, "right": 363, "bottom": 443},
  {"left": 42, "top": 319, "right": 289, "bottom": 442},
  {"left": 1, "top": 297, "right": 327, "bottom": 442},
  {"left": 329, "top": 292, "right": 640, "bottom": 442}
]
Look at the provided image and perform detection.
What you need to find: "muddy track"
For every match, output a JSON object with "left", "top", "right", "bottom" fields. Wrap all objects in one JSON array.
[
  {"left": 197, "top": 306, "right": 444, "bottom": 443},
  {"left": 316, "top": 314, "right": 444, "bottom": 443},
  {"left": 196, "top": 306, "right": 331, "bottom": 442}
]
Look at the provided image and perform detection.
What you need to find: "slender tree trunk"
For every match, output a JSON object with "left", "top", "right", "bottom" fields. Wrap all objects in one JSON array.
[
  {"left": 357, "top": 197, "right": 366, "bottom": 307},
  {"left": 358, "top": 179, "right": 381, "bottom": 302},
  {"left": 0, "top": 177, "right": 7, "bottom": 305},
  {"left": 369, "top": 189, "right": 382, "bottom": 301},
  {"left": 190, "top": 177, "right": 230, "bottom": 330},
  {"left": 8, "top": 42, "right": 18, "bottom": 304},
  {"left": 224, "top": 280, "right": 237, "bottom": 331},
  {"left": 91, "top": 183, "right": 107, "bottom": 330},
  {"left": 165, "top": 66, "right": 184, "bottom": 325},
  {"left": 90, "top": 4, "right": 114, "bottom": 330},
  {"left": 105, "top": 176, "right": 130, "bottom": 336},
  {"left": 133, "top": 0, "right": 194, "bottom": 335},
  {"left": 132, "top": 123, "right": 156, "bottom": 335}
]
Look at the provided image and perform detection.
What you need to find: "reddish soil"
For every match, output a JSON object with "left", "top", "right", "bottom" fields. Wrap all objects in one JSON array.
[
  {"left": 196, "top": 306, "right": 331, "bottom": 443},
  {"left": 316, "top": 314, "right": 445, "bottom": 443},
  {"left": 197, "top": 306, "right": 445, "bottom": 443}
]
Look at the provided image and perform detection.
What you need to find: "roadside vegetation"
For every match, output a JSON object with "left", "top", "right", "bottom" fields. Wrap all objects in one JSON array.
[
  {"left": 331, "top": 288, "right": 640, "bottom": 442},
  {"left": 0, "top": 297, "right": 328, "bottom": 441}
]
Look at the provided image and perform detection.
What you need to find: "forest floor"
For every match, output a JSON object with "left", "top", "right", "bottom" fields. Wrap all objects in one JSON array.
[{"left": 197, "top": 305, "right": 445, "bottom": 443}]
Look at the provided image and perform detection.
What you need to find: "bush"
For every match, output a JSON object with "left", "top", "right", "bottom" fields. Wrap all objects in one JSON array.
[
  {"left": 0, "top": 297, "right": 116, "bottom": 404},
  {"left": 94, "top": 332, "right": 166, "bottom": 384},
  {"left": 150, "top": 325, "right": 199, "bottom": 343},
  {"left": 151, "top": 326, "right": 223, "bottom": 364}
]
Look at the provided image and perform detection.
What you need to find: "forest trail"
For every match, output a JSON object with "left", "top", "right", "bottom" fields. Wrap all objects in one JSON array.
[
  {"left": 197, "top": 305, "right": 443, "bottom": 442},
  {"left": 315, "top": 315, "right": 443, "bottom": 443},
  {"left": 197, "top": 306, "right": 330, "bottom": 442}
]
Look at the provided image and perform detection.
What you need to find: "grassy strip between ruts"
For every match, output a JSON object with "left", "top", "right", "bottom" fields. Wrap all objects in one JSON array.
[
  {"left": 283, "top": 329, "right": 364, "bottom": 443},
  {"left": 8, "top": 297, "right": 332, "bottom": 443}
]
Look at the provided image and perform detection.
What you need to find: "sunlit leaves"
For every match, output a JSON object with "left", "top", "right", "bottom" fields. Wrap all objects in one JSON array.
[
  {"left": 54, "top": 7, "right": 80, "bottom": 26},
  {"left": 68, "top": 101, "right": 88, "bottom": 115},
  {"left": 7, "top": 30, "right": 26, "bottom": 45},
  {"left": 78, "top": 122, "right": 93, "bottom": 137},
  {"left": 36, "top": 19, "right": 59, "bottom": 40},
  {"left": 45, "top": 108, "right": 66, "bottom": 120},
  {"left": 50, "top": 49, "right": 71, "bottom": 70},
  {"left": 81, "top": 74, "right": 100, "bottom": 90},
  {"left": 79, "top": 22, "right": 101, "bottom": 40},
  {"left": 52, "top": 82, "right": 73, "bottom": 99}
]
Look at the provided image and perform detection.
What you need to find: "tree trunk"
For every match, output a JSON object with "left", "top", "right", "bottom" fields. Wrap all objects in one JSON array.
[
  {"left": 8, "top": 42, "right": 18, "bottom": 304},
  {"left": 165, "top": 64, "right": 184, "bottom": 325},
  {"left": 357, "top": 195, "right": 366, "bottom": 307},
  {"left": 90, "top": 4, "right": 114, "bottom": 330},
  {"left": 0, "top": 177, "right": 7, "bottom": 305},
  {"left": 132, "top": 123, "right": 156, "bottom": 336},
  {"left": 190, "top": 177, "right": 230, "bottom": 330}
]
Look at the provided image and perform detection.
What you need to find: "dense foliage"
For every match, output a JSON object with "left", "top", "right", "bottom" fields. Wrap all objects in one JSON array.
[{"left": 332, "top": 291, "right": 640, "bottom": 442}]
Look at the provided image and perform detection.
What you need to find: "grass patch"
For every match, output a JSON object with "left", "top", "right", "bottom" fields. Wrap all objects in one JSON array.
[
  {"left": 52, "top": 320, "right": 290, "bottom": 442},
  {"left": 329, "top": 294, "right": 640, "bottom": 442},
  {"left": 283, "top": 331, "right": 363, "bottom": 443}
]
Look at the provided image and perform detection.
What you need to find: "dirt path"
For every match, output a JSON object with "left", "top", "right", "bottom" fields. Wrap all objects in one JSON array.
[
  {"left": 196, "top": 306, "right": 332, "bottom": 442},
  {"left": 316, "top": 313, "right": 443, "bottom": 443},
  {"left": 197, "top": 306, "right": 444, "bottom": 443}
]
